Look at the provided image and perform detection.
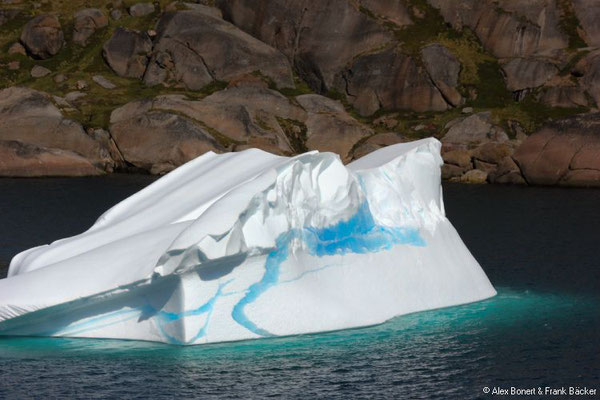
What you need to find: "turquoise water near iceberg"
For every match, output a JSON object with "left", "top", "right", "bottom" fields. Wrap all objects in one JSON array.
[
  {"left": 0, "top": 289, "right": 597, "bottom": 399},
  {"left": 0, "top": 177, "right": 598, "bottom": 399}
]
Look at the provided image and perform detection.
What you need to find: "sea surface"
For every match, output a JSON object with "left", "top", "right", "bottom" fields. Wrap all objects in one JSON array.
[{"left": 0, "top": 176, "right": 598, "bottom": 399}]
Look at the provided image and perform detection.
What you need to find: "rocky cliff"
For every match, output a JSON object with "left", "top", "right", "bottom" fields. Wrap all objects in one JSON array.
[{"left": 0, "top": 0, "right": 598, "bottom": 186}]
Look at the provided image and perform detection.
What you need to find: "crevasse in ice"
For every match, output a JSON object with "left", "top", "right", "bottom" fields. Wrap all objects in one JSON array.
[{"left": 0, "top": 138, "right": 496, "bottom": 345}]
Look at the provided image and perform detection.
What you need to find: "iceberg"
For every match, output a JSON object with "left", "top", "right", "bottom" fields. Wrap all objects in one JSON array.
[{"left": 0, "top": 138, "right": 496, "bottom": 345}]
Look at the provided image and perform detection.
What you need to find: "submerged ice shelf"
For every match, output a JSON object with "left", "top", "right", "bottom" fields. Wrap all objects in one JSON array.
[{"left": 0, "top": 138, "right": 496, "bottom": 345}]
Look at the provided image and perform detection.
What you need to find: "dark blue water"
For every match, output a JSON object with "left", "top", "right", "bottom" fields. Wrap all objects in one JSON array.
[{"left": 0, "top": 177, "right": 599, "bottom": 399}]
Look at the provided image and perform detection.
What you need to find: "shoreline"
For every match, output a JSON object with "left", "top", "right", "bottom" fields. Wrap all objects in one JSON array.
[{"left": 1, "top": 172, "right": 600, "bottom": 189}]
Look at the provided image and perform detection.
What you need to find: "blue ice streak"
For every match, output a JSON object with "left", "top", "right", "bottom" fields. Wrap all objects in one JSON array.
[
  {"left": 232, "top": 202, "right": 426, "bottom": 336},
  {"left": 154, "top": 280, "right": 231, "bottom": 344}
]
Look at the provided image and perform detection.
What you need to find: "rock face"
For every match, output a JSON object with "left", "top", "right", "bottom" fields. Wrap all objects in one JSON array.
[
  {"left": 572, "top": 0, "right": 600, "bottom": 47},
  {"left": 421, "top": 43, "right": 463, "bottom": 107},
  {"left": 20, "top": 14, "right": 64, "bottom": 59},
  {"left": 65, "top": 91, "right": 86, "bottom": 103},
  {"left": 339, "top": 47, "right": 448, "bottom": 116},
  {"left": 426, "top": 0, "right": 574, "bottom": 106},
  {"left": 472, "top": 142, "right": 513, "bottom": 165},
  {"left": 427, "top": 0, "right": 567, "bottom": 58},
  {"left": 217, "top": 0, "right": 391, "bottom": 92},
  {"left": 110, "top": 9, "right": 122, "bottom": 20},
  {"left": 108, "top": 85, "right": 319, "bottom": 172},
  {"left": 0, "top": 140, "right": 102, "bottom": 177},
  {"left": 541, "top": 84, "right": 589, "bottom": 108},
  {"left": 129, "top": 3, "right": 155, "bottom": 17},
  {"left": 460, "top": 169, "right": 488, "bottom": 184},
  {"left": 110, "top": 102, "right": 224, "bottom": 174},
  {"left": 143, "top": 11, "right": 294, "bottom": 90},
  {"left": 0, "top": 87, "right": 115, "bottom": 172},
  {"left": 30, "top": 65, "right": 51, "bottom": 78},
  {"left": 296, "top": 94, "right": 371, "bottom": 162},
  {"left": 514, "top": 113, "right": 600, "bottom": 187},
  {"left": 579, "top": 52, "right": 600, "bottom": 109},
  {"left": 441, "top": 140, "right": 526, "bottom": 184},
  {"left": 489, "top": 156, "right": 526, "bottom": 184},
  {"left": 103, "top": 28, "right": 152, "bottom": 79},
  {"left": 92, "top": 75, "right": 116, "bottom": 89},
  {"left": 73, "top": 8, "right": 108, "bottom": 46},
  {"left": 150, "top": 86, "right": 305, "bottom": 154},
  {"left": 358, "top": 0, "right": 412, "bottom": 26},
  {"left": 442, "top": 112, "right": 509, "bottom": 146},
  {"left": 352, "top": 132, "right": 407, "bottom": 159},
  {"left": 443, "top": 149, "right": 472, "bottom": 168},
  {"left": 501, "top": 58, "right": 558, "bottom": 92},
  {"left": 2, "top": 0, "right": 598, "bottom": 186},
  {"left": 8, "top": 42, "right": 26, "bottom": 55},
  {"left": 109, "top": 85, "right": 372, "bottom": 171},
  {"left": 169, "top": 2, "right": 224, "bottom": 18},
  {"left": 440, "top": 112, "right": 527, "bottom": 184},
  {"left": 181, "top": 86, "right": 305, "bottom": 154}
]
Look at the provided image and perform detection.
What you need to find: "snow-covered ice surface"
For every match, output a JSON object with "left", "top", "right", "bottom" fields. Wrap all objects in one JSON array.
[{"left": 0, "top": 138, "right": 496, "bottom": 345}]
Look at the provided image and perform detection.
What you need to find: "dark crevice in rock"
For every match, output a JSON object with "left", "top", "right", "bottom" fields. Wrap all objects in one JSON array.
[
  {"left": 511, "top": 155, "right": 530, "bottom": 185},
  {"left": 530, "top": 134, "right": 554, "bottom": 167},
  {"left": 342, "top": 70, "right": 355, "bottom": 98},
  {"left": 291, "top": 6, "right": 308, "bottom": 62},
  {"left": 374, "top": 89, "right": 384, "bottom": 110},
  {"left": 428, "top": 76, "right": 453, "bottom": 108},
  {"left": 513, "top": 89, "right": 530, "bottom": 102},
  {"left": 184, "top": 40, "right": 216, "bottom": 81},
  {"left": 566, "top": 141, "right": 587, "bottom": 170},
  {"left": 106, "top": 130, "right": 127, "bottom": 167}
]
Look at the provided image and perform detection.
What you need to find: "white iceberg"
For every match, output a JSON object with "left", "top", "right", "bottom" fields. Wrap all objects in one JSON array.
[{"left": 0, "top": 138, "right": 496, "bottom": 345}]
